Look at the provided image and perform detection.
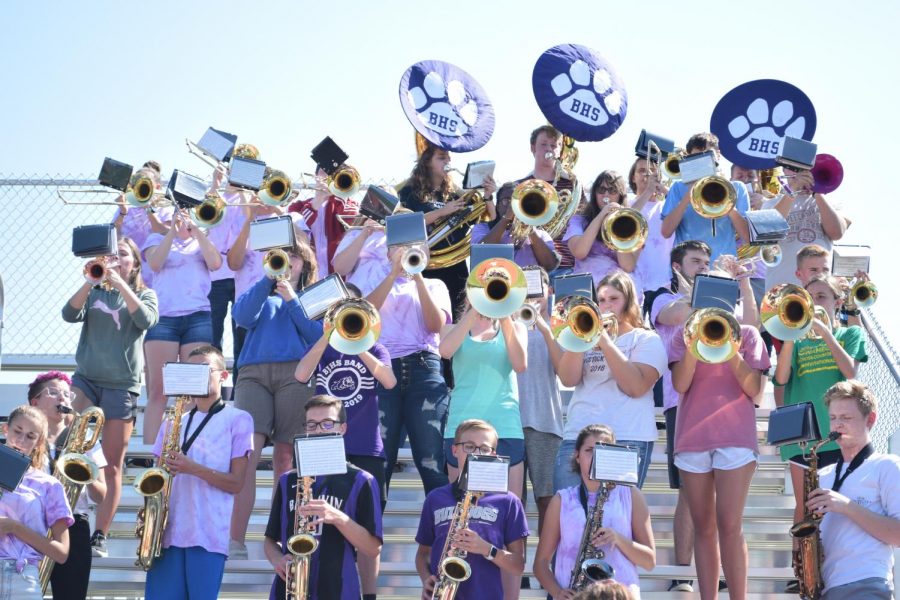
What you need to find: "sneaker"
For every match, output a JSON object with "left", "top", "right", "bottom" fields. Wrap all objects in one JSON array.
[
  {"left": 228, "top": 539, "right": 248, "bottom": 560},
  {"left": 90, "top": 531, "right": 108, "bottom": 558},
  {"left": 667, "top": 580, "right": 694, "bottom": 592},
  {"left": 784, "top": 579, "right": 801, "bottom": 593},
  {"left": 127, "top": 457, "right": 154, "bottom": 468},
  {"left": 719, "top": 579, "right": 728, "bottom": 591}
]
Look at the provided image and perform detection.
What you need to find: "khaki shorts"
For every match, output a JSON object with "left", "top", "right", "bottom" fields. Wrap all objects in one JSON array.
[
  {"left": 234, "top": 362, "right": 314, "bottom": 444},
  {"left": 523, "top": 428, "right": 562, "bottom": 499}
]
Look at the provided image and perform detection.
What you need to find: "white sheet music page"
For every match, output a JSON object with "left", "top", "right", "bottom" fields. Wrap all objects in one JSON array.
[
  {"left": 162, "top": 363, "right": 210, "bottom": 397},
  {"left": 294, "top": 435, "right": 347, "bottom": 477},
  {"left": 831, "top": 245, "right": 871, "bottom": 277},
  {"left": 465, "top": 457, "right": 509, "bottom": 493},
  {"left": 298, "top": 275, "right": 347, "bottom": 320},
  {"left": 592, "top": 444, "right": 639, "bottom": 486}
]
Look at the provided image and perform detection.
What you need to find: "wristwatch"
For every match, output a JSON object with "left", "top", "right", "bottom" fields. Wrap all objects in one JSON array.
[{"left": 485, "top": 545, "right": 498, "bottom": 561}]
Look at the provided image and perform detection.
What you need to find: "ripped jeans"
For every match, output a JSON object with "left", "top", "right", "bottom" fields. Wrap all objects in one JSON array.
[
  {"left": 378, "top": 351, "right": 450, "bottom": 495},
  {"left": 0, "top": 561, "right": 41, "bottom": 600}
]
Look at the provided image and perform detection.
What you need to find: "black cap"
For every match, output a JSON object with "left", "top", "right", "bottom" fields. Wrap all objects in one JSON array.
[
  {"left": 98, "top": 157, "right": 133, "bottom": 191},
  {"left": 311, "top": 136, "right": 349, "bottom": 175}
]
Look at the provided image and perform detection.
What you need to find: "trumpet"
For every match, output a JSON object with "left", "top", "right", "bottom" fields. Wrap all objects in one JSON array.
[
  {"left": 264, "top": 249, "right": 291, "bottom": 280},
  {"left": 690, "top": 175, "right": 736, "bottom": 219},
  {"left": 324, "top": 298, "right": 381, "bottom": 355},
  {"left": 401, "top": 245, "right": 428, "bottom": 276},
  {"left": 327, "top": 164, "right": 361, "bottom": 199},
  {"left": 190, "top": 193, "right": 227, "bottom": 228},
  {"left": 805, "top": 305, "right": 834, "bottom": 340},
  {"left": 600, "top": 207, "right": 648, "bottom": 253},
  {"left": 761, "top": 284, "right": 815, "bottom": 341},
  {"left": 847, "top": 280, "right": 878, "bottom": 310},
  {"left": 684, "top": 307, "right": 741, "bottom": 364},
  {"left": 465, "top": 258, "right": 528, "bottom": 319},
  {"left": 259, "top": 169, "right": 293, "bottom": 207},
  {"left": 516, "top": 302, "right": 539, "bottom": 328},
  {"left": 550, "top": 296, "right": 617, "bottom": 353},
  {"left": 84, "top": 256, "right": 117, "bottom": 287}
]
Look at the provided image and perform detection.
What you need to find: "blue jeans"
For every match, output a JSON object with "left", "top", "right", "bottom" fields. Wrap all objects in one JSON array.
[
  {"left": 553, "top": 439, "right": 655, "bottom": 492},
  {"left": 144, "top": 545, "right": 226, "bottom": 600},
  {"left": 208, "top": 278, "right": 247, "bottom": 378},
  {"left": 378, "top": 351, "right": 450, "bottom": 494}
]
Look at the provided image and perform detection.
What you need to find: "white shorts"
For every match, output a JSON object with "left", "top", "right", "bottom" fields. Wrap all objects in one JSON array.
[{"left": 675, "top": 447, "right": 758, "bottom": 473}]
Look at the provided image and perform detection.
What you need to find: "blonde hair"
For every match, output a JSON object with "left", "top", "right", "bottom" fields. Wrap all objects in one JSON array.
[
  {"left": 453, "top": 419, "right": 499, "bottom": 446},
  {"left": 824, "top": 379, "right": 877, "bottom": 418},
  {"left": 596, "top": 271, "right": 644, "bottom": 330},
  {"left": 7, "top": 405, "right": 49, "bottom": 469}
]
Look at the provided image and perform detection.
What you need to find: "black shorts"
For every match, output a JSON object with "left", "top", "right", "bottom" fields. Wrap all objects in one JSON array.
[
  {"left": 789, "top": 448, "right": 842, "bottom": 469},
  {"left": 665, "top": 406, "right": 680, "bottom": 489},
  {"left": 348, "top": 454, "right": 387, "bottom": 511}
]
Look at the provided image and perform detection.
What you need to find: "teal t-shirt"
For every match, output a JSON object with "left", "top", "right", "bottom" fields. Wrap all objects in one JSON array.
[
  {"left": 780, "top": 326, "right": 868, "bottom": 460},
  {"left": 445, "top": 328, "right": 522, "bottom": 440}
]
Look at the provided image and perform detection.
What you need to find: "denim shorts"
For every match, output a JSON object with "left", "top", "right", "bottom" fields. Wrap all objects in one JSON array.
[
  {"left": 145, "top": 311, "right": 213, "bottom": 345},
  {"left": 443, "top": 437, "right": 526, "bottom": 468},
  {"left": 0, "top": 561, "right": 41, "bottom": 600},
  {"left": 72, "top": 373, "right": 138, "bottom": 421}
]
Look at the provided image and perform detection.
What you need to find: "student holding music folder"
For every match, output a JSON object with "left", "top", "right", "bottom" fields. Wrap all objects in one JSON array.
[
  {"left": 264, "top": 395, "right": 382, "bottom": 600},
  {"left": 415, "top": 419, "right": 529, "bottom": 600},
  {"left": 0, "top": 406, "right": 73, "bottom": 600},
  {"left": 534, "top": 424, "right": 655, "bottom": 600}
]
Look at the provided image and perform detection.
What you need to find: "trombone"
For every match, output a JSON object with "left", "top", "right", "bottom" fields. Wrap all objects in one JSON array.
[
  {"left": 847, "top": 280, "right": 878, "bottom": 310},
  {"left": 690, "top": 175, "right": 736, "bottom": 219},
  {"left": 465, "top": 258, "right": 528, "bottom": 319},
  {"left": 684, "top": 307, "right": 741, "bottom": 363},
  {"left": 258, "top": 169, "right": 293, "bottom": 207},
  {"left": 324, "top": 298, "right": 381, "bottom": 355},
  {"left": 736, "top": 244, "right": 783, "bottom": 269},
  {"left": 263, "top": 249, "right": 291, "bottom": 280},
  {"left": 599, "top": 207, "right": 648, "bottom": 253},
  {"left": 189, "top": 193, "right": 227, "bottom": 229},
  {"left": 550, "top": 295, "right": 617, "bottom": 353},
  {"left": 57, "top": 173, "right": 166, "bottom": 208},
  {"left": 327, "top": 164, "right": 361, "bottom": 199},
  {"left": 760, "top": 284, "right": 815, "bottom": 341}
]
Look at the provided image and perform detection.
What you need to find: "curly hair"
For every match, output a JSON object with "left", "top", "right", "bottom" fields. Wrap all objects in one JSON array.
[{"left": 408, "top": 143, "right": 455, "bottom": 203}]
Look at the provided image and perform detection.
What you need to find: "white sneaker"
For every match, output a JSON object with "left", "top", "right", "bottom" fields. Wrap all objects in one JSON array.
[{"left": 228, "top": 539, "right": 248, "bottom": 560}]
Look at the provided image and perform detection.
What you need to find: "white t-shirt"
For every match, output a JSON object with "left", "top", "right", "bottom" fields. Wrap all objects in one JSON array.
[
  {"left": 564, "top": 328, "right": 667, "bottom": 441},
  {"left": 632, "top": 197, "right": 675, "bottom": 293},
  {"left": 818, "top": 452, "right": 900, "bottom": 591}
]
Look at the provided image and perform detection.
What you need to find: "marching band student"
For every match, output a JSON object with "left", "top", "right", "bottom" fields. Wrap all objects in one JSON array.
[
  {"left": 229, "top": 238, "right": 322, "bottom": 559},
  {"left": 289, "top": 167, "right": 359, "bottom": 279},
  {"left": 534, "top": 424, "right": 655, "bottom": 600},
  {"left": 628, "top": 156, "right": 673, "bottom": 309},
  {"left": 204, "top": 165, "right": 243, "bottom": 355},
  {"left": 670, "top": 283, "right": 771, "bottom": 599},
  {"left": 660, "top": 132, "right": 751, "bottom": 261},
  {"left": 263, "top": 394, "right": 383, "bottom": 600},
  {"left": 415, "top": 419, "right": 529, "bottom": 600},
  {"left": 809, "top": 380, "right": 900, "bottom": 600},
  {"left": 399, "top": 143, "right": 497, "bottom": 312},
  {"left": 565, "top": 171, "right": 644, "bottom": 302},
  {"left": 570, "top": 580, "right": 635, "bottom": 600},
  {"left": 28, "top": 372, "right": 107, "bottom": 600},
  {"left": 294, "top": 283, "right": 395, "bottom": 596},
  {"left": 439, "top": 302, "right": 528, "bottom": 496},
  {"left": 555, "top": 272, "right": 667, "bottom": 491},
  {"left": 0, "top": 406, "right": 73, "bottom": 600},
  {"left": 366, "top": 242, "right": 453, "bottom": 494},
  {"left": 142, "top": 208, "right": 222, "bottom": 445},
  {"left": 144, "top": 346, "right": 253, "bottom": 600},
  {"left": 61, "top": 236, "right": 159, "bottom": 558}
]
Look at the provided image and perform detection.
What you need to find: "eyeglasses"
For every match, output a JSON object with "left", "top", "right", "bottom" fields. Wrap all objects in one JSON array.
[
  {"left": 42, "top": 388, "right": 75, "bottom": 401},
  {"left": 304, "top": 419, "right": 343, "bottom": 432},
  {"left": 454, "top": 442, "right": 495, "bottom": 455}
]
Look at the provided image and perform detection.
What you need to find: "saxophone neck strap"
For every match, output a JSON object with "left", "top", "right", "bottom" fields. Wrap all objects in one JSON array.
[
  {"left": 181, "top": 399, "right": 225, "bottom": 455},
  {"left": 832, "top": 443, "right": 874, "bottom": 493}
]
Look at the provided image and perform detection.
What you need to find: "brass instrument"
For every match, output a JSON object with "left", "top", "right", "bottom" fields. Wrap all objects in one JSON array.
[
  {"left": 57, "top": 172, "right": 165, "bottom": 208},
  {"left": 751, "top": 167, "right": 783, "bottom": 198},
  {"left": 690, "top": 175, "right": 736, "bottom": 218},
  {"left": 259, "top": 169, "right": 293, "bottom": 207},
  {"left": 324, "top": 298, "right": 381, "bottom": 355},
  {"left": 509, "top": 179, "right": 559, "bottom": 243},
  {"left": 847, "top": 280, "right": 878, "bottom": 310},
  {"left": 805, "top": 306, "right": 834, "bottom": 340},
  {"left": 761, "top": 284, "right": 815, "bottom": 341},
  {"left": 430, "top": 491, "right": 484, "bottom": 600},
  {"left": 426, "top": 189, "right": 491, "bottom": 270},
  {"left": 790, "top": 432, "right": 841, "bottom": 600},
  {"left": 125, "top": 173, "right": 159, "bottom": 207},
  {"left": 38, "top": 406, "right": 105, "bottom": 592},
  {"left": 190, "top": 193, "right": 227, "bottom": 228},
  {"left": 285, "top": 475, "right": 319, "bottom": 600},
  {"left": 684, "top": 307, "right": 741, "bottom": 364},
  {"left": 84, "top": 256, "right": 117, "bottom": 288},
  {"left": 569, "top": 482, "right": 616, "bottom": 591},
  {"left": 264, "top": 249, "right": 291, "bottom": 280},
  {"left": 465, "top": 258, "right": 527, "bottom": 319},
  {"left": 135, "top": 396, "right": 189, "bottom": 571},
  {"left": 550, "top": 295, "right": 617, "bottom": 353},
  {"left": 662, "top": 150, "right": 684, "bottom": 182},
  {"left": 402, "top": 245, "right": 429, "bottom": 276},
  {"left": 327, "top": 164, "right": 361, "bottom": 199},
  {"left": 736, "top": 243, "right": 783, "bottom": 268},
  {"left": 516, "top": 302, "right": 539, "bottom": 328},
  {"left": 599, "top": 207, "right": 648, "bottom": 253},
  {"left": 540, "top": 144, "right": 582, "bottom": 240}
]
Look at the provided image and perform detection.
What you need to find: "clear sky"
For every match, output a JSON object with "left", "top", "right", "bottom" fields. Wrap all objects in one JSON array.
[{"left": 1, "top": 0, "right": 898, "bottom": 341}]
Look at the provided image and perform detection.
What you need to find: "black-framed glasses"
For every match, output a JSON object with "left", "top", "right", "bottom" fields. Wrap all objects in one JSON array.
[
  {"left": 454, "top": 442, "right": 494, "bottom": 456},
  {"left": 305, "top": 419, "right": 343, "bottom": 432}
]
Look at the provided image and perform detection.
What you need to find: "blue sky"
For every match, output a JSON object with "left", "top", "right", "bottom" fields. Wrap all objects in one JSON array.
[{"left": 1, "top": 0, "right": 898, "bottom": 340}]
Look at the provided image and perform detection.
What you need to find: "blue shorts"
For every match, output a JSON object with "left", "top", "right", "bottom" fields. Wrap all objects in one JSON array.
[
  {"left": 443, "top": 437, "right": 525, "bottom": 468},
  {"left": 144, "top": 545, "right": 226, "bottom": 600},
  {"left": 145, "top": 311, "right": 213, "bottom": 345}
]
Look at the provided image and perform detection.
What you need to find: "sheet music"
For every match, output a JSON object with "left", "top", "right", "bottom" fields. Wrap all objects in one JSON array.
[
  {"left": 464, "top": 160, "right": 495, "bottom": 189},
  {"left": 832, "top": 245, "right": 871, "bottom": 277},
  {"left": 298, "top": 275, "right": 348, "bottom": 320},
  {"left": 162, "top": 363, "right": 210, "bottom": 397},
  {"left": 524, "top": 268, "right": 545, "bottom": 298},
  {"left": 228, "top": 158, "right": 266, "bottom": 190},
  {"left": 592, "top": 445, "right": 639, "bottom": 486},
  {"left": 679, "top": 152, "right": 717, "bottom": 183},
  {"left": 465, "top": 458, "right": 509, "bottom": 493},
  {"left": 250, "top": 216, "right": 295, "bottom": 251},
  {"left": 294, "top": 435, "right": 347, "bottom": 477}
]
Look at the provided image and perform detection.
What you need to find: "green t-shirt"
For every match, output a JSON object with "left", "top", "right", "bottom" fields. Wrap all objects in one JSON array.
[{"left": 780, "top": 326, "right": 867, "bottom": 460}]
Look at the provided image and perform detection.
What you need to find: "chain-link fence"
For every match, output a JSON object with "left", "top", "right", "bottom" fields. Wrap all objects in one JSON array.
[{"left": 859, "top": 310, "right": 900, "bottom": 453}]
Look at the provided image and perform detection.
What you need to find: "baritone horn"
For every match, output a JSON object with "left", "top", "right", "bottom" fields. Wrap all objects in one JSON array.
[
  {"left": 684, "top": 307, "right": 741, "bottom": 364},
  {"left": 324, "top": 298, "right": 381, "bottom": 355},
  {"left": 328, "top": 164, "right": 360, "bottom": 199},
  {"left": 690, "top": 175, "right": 736, "bottom": 218},
  {"left": 760, "top": 284, "right": 815, "bottom": 341},
  {"left": 550, "top": 295, "right": 617, "bottom": 353},
  {"left": 600, "top": 207, "right": 648, "bottom": 253},
  {"left": 263, "top": 248, "right": 290, "bottom": 280},
  {"left": 465, "top": 258, "right": 528, "bottom": 319},
  {"left": 848, "top": 280, "right": 877, "bottom": 310},
  {"left": 737, "top": 244, "right": 783, "bottom": 268}
]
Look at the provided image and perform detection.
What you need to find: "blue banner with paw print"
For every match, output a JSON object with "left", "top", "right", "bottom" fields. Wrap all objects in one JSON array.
[
  {"left": 532, "top": 44, "right": 628, "bottom": 142},
  {"left": 399, "top": 60, "right": 495, "bottom": 153},
  {"left": 711, "top": 79, "right": 817, "bottom": 169}
]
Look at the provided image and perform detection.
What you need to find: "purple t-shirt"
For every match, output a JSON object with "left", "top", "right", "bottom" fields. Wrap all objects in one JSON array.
[
  {"left": 562, "top": 215, "right": 643, "bottom": 301},
  {"left": 316, "top": 344, "right": 391, "bottom": 458},
  {"left": 470, "top": 223, "right": 557, "bottom": 268},
  {"left": 650, "top": 291, "right": 683, "bottom": 411},
  {"left": 333, "top": 230, "right": 390, "bottom": 296},
  {"left": 230, "top": 213, "right": 310, "bottom": 299},
  {"left": 415, "top": 484, "right": 529, "bottom": 600},
  {"left": 379, "top": 276, "right": 452, "bottom": 358},
  {"left": 0, "top": 468, "right": 74, "bottom": 571},
  {"left": 142, "top": 234, "right": 214, "bottom": 317}
]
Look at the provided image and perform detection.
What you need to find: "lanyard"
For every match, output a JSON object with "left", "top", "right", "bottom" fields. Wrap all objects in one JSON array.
[
  {"left": 832, "top": 443, "right": 873, "bottom": 493},
  {"left": 181, "top": 400, "right": 225, "bottom": 455}
]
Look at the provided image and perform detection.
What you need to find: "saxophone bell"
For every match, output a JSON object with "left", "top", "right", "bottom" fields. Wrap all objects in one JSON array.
[{"left": 580, "top": 557, "right": 615, "bottom": 583}]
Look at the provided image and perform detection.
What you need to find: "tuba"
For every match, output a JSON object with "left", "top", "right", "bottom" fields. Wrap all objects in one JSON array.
[
  {"left": 550, "top": 296, "right": 617, "bottom": 353},
  {"left": 847, "top": 280, "right": 877, "bottom": 310},
  {"left": 324, "top": 298, "right": 381, "bottom": 355},
  {"left": 285, "top": 475, "right": 319, "bottom": 600},
  {"left": 134, "top": 395, "right": 189, "bottom": 570},
  {"left": 327, "top": 164, "right": 361, "bottom": 200},
  {"left": 791, "top": 432, "right": 841, "bottom": 600},
  {"left": 690, "top": 175, "right": 736, "bottom": 218},
  {"left": 38, "top": 406, "right": 105, "bottom": 592},
  {"left": 599, "top": 207, "right": 648, "bottom": 253},
  {"left": 190, "top": 192, "right": 227, "bottom": 228},
  {"left": 684, "top": 307, "right": 741, "bottom": 364},
  {"left": 426, "top": 189, "right": 491, "bottom": 270},
  {"left": 465, "top": 258, "right": 527, "bottom": 319},
  {"left": 569, "top": 482, "right": 616, "bottom": 591},
  {"left": 761, "top": 284, "right": 815, "bottom": 341},
  {"left": 264, "top": 249, "right": 291, "bottom": 280},
  {"left": 430, "top": 491, "right": 484, "bottom": 600}
]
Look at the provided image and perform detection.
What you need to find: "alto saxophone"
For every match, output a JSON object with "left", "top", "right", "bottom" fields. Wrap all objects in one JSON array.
[
  {"left": 285, "top": 475, "right": 319, "bottom": 600},
  {"left": 134, "top": 395, "right": 189, "bottom": 571},
  {"left": 569, "top": 482, "right": 616, "bottom": 591},
  {"left": 791, "top": 432, "right": 840, "bottom": 600},
  {"left": 38, "top": 405, "right": 105, "bottom": 592},
  {"left": 431, "top": 491, "right": 484, "bottom": 600}
]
